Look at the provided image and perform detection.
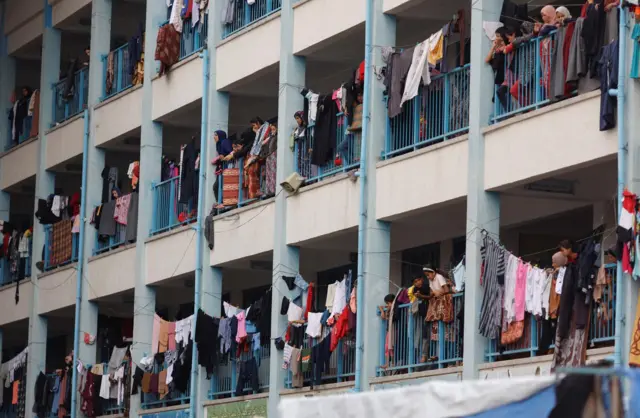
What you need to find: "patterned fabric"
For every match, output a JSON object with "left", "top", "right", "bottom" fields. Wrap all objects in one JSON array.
[
  {"left": 265, "top": 152, "right": 277, "bottom": 196},
  {"left": 106, "top": 51, "right": 115, "bottom": 95},
  {"left": 501, "top": 320, "right": 524, "bottom": 345},
  {"left": 222, "top": 168, "right": 240, "bottom": 206},
  {"left": 155, "top": 24, "right": 181, "bottom": 74},
  {"left": 478, "top": 235, "right": 505, "bottom": 339},
  {"left": 425, "top": 294, "right": 454, "bottom": 341},
  {"left": 16, "top": 364, "right": 26, "bottom": 418},
  {"left": 552, "top": 302, "right": 591, "bottom": 370},
  {"left": 50, "top": 220, "right": 73, "bottom": 267},
  {"left": 244, "top": 162, "right": 262, "bottom": 199}
]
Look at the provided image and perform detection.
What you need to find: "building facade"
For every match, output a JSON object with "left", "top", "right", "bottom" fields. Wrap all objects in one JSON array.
[{"left": 0, "top": 0, "right": 638, "bottom": 416}]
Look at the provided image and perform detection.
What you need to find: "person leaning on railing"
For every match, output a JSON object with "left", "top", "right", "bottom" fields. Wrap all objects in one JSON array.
[{"left": 420, "top": 267, "right": 453, "bottom": 364}]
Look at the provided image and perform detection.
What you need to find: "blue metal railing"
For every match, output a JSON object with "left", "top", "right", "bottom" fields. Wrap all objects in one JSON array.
[
  {"left": 94, "top": 222, "right": 128, "bottom": 255},
  {"left": 141, "top": 362, "right": 190, "bottom": 409},
  {"left": 0, "top": 238, "right": 32, "bottom": 285},
  {"left": 222, "top": 0, "right": 282, "bottom": 39},
  {"left": 294, "top": 113, "right": 362, "bottom": 184},
  {"left": 285, "top": 323, "right": 356, "bottom": 387},
  {"left": 377, "top": 292, "right": 464, "bottom": 374},
  {"left": 5, "top": 108, "right": 34, "bottom": 151},
  {"left": 52, "top": 66, "right": 89, "bottom": 126},
  {"left": 485, "top": 263, "right": 617, "bottom": 361},
  {"left": 151, "top": 176, "right": 197, "bottom": 235},
  {"left": 491, "top": 32, "right": 556, "bottom": 123},
  {"left": 216, "top": 157, "right": 267, "bottom": 210},
  {"left": 102, "top": 43, "right": 133, "bottom": 100},
  {"left": 383, "top": 64, "right": 470, "bottom": 160},
  {"left": 209, "top": 340, "right": 271, "bottom": 399},
  {"left": 43, "top": 222, "right": 80, "bottom": 271},
  {"left": 156, "top": 18, "right": 208, "bottom": 72}
]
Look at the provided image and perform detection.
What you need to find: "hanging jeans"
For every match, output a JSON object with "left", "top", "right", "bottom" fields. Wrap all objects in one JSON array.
[{"left": 235, "top": 358, "right": 259, "bottom": 396}]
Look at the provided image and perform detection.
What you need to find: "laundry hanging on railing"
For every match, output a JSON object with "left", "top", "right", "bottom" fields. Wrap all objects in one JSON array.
[
  {"left": 78, "top": 347, "right": 131, "bottom": 418},
  {"left": 478, "top": 226, "right": 606, "bottom": 369},
  {"left": 0, "top": 346, "right": 28, "bottom": 416}
]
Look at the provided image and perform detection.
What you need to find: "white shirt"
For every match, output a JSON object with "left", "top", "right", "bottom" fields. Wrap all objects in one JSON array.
[
  {"left": 503, "top": 254, "right": 519, "bottom": 323},
  {"left": 331, "top": 280, "right": 347, "bottom": 316},
  {"left": 541, "top": 270, "right": 553, "bottom": 319},
  {"left": 306, "top": 312, "right": 323, "bottom": 338},
  {"left": 400, "top": 40, "right": 431, "bottom": 108},
  {"left": 99, "top": 375, "right": 111, "bottom": 400},
  {"left": 555, "top": 267, "right": 566, "bottom": 294},
  {"left": 452, "top": 261, "right": 465, "bottom": 291},
  {"left": 525, "top": 265, "right": 535, "bottom": 314},
  {"left": 287, "top": 302, "right": 303, "bottom": 322},
  {"left": 428, "top": 273, "right": 448, "bottom": 293},
  {"left": 325, "top": 283, "right": 337, "bottom": 311}
]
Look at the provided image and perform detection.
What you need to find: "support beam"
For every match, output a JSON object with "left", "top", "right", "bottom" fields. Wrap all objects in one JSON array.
[
  {"left": 0, "top": 0, "right": 15, "bottom": 151},
  {"left": 463, "top": 0, "right": 503, "bottom": 379},
  {"left": 268, "top": 0, "right": 303, "bottom": 411},
  {"left": 26, "top": 2, "right": 59, "bottom": 415},
  {"left": 360, "top": 0, "right": 395, "bottom": 389},
  {"left": 130, "top": 0, "right": 165, "bottom": 415}
]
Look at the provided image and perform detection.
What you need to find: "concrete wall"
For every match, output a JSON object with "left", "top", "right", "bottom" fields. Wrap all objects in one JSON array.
[
  {"left": 5, "top": 0, "right": 43, "bottom": 54},
  {"left": 216, "top": 16, "right": 281, "bottom": 90},
  {"left": 45, "top": 117, "right": 84, "bottom": 169},
  {"left": 94, "top": 87, "right": 143, "bottom": 146},
  {"left": 86, "top": 246, "right": 136, "bottom": 299},
  {"left": 146, "top": 227, "right": 197, "bottom": 285},
  {"left": 0, "top": 280, "right": 33, "bottom": 326},
  {"left": 0, "top": 140, "right": 38, "bottom": 190},
  {"left": 37, "top": 267, "right": 77, "bottom": 314},
  {"left": 152, "top": 57, "right": 203, "bottom": 121}
]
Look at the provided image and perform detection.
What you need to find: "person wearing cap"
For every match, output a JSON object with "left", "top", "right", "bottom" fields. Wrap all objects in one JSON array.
[{"left": 423, "top": 266, "right": 451, "bottom": 297}]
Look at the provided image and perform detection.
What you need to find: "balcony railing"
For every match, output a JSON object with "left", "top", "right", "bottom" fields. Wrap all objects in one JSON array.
[
  {"left": 94, "top": 222, "right": 128, "bottom": 255},
  {"left": 141, "top": 363, "right": 190, "bottom": 409},
  {"left": 5, "top": 108, "right": 34, "bottom": 151},
  {"left": 222, "top": 0, "right": 282, "bottom": 39},
  {"left": 209, "top": 341, "right": 271, "bottom": 399},
  {"left": 485, "top": 263, "right": 616, "bottom": 362},
  {"left": 151, "top": 176, "right": 197, "bottom": 235},
  {"left": 384, "top": 64, "right": 470, "bottom": 160},
  {"left": 0, "top": 239, "right": 31, "bottom": 285},
  {"left": 43, "top": 221, "right": 80, "bottom": 271},
  {"left": 216, "top": 157, "right": 267, "bottom": 210},
  {"left": 52, "top": 66, "right": 89, "bottom": 126},
  {"left": 294, "top": 113, "right": 362, "bottom": 185},
  {"left": 157, "top": 18, "right": 208, "bottom": 72},
  {"left": 377, "top": 292, "right": 464, "bottom": 375},
  {"left": 285, "top": 324, "right": 355, "bottom": 387},
  {"left": 102, "top": 43, "right": 133, "bottom": 100},
  {"left": 492, "top": 32, "right": 557, "bottom": 123}
]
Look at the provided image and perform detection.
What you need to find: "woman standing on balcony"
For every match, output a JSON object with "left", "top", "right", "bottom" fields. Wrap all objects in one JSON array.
[
  {"left": 261, "top": 119, "right": 278, "bottom": 198},
  {"left": 244, "top": 117, "right": 269, "bottom": 199}
]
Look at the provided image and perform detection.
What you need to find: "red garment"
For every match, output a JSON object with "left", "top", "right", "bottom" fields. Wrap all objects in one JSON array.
[
  {"left": 304, "top": 283, "right": 314, "bottom": 320},
  {"left": 69, "top": 192, "right": 80, "bottom": 216},
  {"left": 623, "top": 189, "right": 637, "bottom": 213},
  {"left": 184, "top": 0, "right": 193, "bottom": 18},
  {"left": 81, "top": 372, "right": 95, "bottom": 417},
  {"left": 330, "top": 305, "right": 350, "bottom": 352},
  {"left": 623, "top": 243, "right": 632, "bottom": 273},
  {"left": 357, "top": 61, "right": 365, "bottom": 85}
]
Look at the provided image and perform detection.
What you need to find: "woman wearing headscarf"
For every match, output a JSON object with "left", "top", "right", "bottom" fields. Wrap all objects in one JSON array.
[
  {"left": 244, "top": 117, "right": 268, "bottom": 200},
  {"left": 261, "top": 118, "right": 278, "bottom": 197},
  {"left": 292, "top": 111, "right": 310, "bottom": 178},
  {"left": 212, "top": 130, "right": 232, "bottom": 204},
  {"left": 220, "top": 130, "right": 254, "bottom": 207}
]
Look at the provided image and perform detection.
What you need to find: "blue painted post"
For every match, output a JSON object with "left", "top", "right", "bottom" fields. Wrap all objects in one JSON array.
[
  {"left": 244, "top": 2, "right": 251, "bottom": 26},
  {"left": 44, "top": 226, "right": 50, "bottom": 270},
  {"left": 407, "top": 310, "right": 415, "bottom": 372},
  {"left": 378, "top": 313, "right": 385, "bottom": 376},
  {"left": 535, "top": 36, "right": 542, "bottom": 107},
  {"left": 412, "top": 95, "right": 420, "bottom": 150},
  {"left": 238, "top": 158, "right": 245, "bottom": 207},
  {"left": 169, "top": 179, "right": 176, "bottom": 227},
  {"left": 384, "top": 104, "right": 390, "bottom": 158},
  {"left": 530, "top": 315, "right": 538, "bottom": 357},
  {"left": 443, "top": 73, "right": 450, "bottom": 138},
  {"left": 337, "top": 340, "right": 344, "bottom": 381},
  {"left": 151, "top": 182, "right": 158, "bottom": 233},
  {"left": 116, "top": 49, "right": 123, "bottom": 93},
  {"left": 438, "top": 321, "right": 445, "bottom": 368}
]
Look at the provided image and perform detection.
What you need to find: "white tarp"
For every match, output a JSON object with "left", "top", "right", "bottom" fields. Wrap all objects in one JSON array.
[{"left": 279, "top": 375, "right": 555, "bottom": 418}]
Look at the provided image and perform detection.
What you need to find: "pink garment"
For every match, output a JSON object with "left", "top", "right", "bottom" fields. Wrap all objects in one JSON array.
[
  {"left": 349, "top": 288, "right": 356, "bottom": 313},
  {"left": 331, "top": 89, "right": 341, "bottom": 110},
  {"left": 152, "top": 314, "right": 161, "bottom": 354},
  {"left": 235, "top": 311, "right": 247, "bottom": 343},
  {"left": 167, "top": 322, "right": 176, "bottom": 351},
  {"left": 114, "top": 194, "right": 131, "bottom": 225},
  {"left": 71, "top": 215, "right": 81, "bottom": 234},
  {"left": 515, "top": 261, "right": 527, "bottom": 321}
]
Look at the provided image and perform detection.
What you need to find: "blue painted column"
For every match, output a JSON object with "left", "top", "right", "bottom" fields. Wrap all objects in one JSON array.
[
  {"left": 0, "top": 1, "right": 14, "bottom": 221},
  {"left": 268, "top": 0, "right": 303, "bottom": 414},
  {"left": 359, "top": 0, "right": 395, "bottom": 389},
  {"left": 73, "top": 0, "right": 112, "bottom": 393},
  {"left": 622, "top": 11, "right": 638, "bottom": 367},
  {"left": 196, "top": 5, "right": 228, "bottom": 415},
  {"left": 462, "top": 0, "right": 503, "bottom": 379},
  {"left": 26, "top": 2, "right": 59, "bottom": 416},
  {"left": 130, "top": 0, "right": 166, "bottom": 415}
]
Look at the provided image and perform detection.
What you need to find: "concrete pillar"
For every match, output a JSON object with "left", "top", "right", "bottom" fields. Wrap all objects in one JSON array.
[
  {"left": 462, "top": 0, "right": 503, "bottom": 379},
  {"left": 26, "top": 2, "right": 59, "bottom": 415},
  {"left": 130, "top": 0, "right": 165, "bottom": 414},
  {"left": 360, "top": 0, "right": 395, "bottom": 390},
  {"left": 623, "top": 10, "right": 639, "bottom": 367},
  {"left": 75, "top": 0, "right": 112, "bottom": 390},
  {"left": 195, "top": 6, "right": 228, "bottom": 415},
  {"left": 268, "top": 0, "right": 303, "bottom": 413},
  {"left": 0, "top": 0, "right": 15, "bottom": 150}
]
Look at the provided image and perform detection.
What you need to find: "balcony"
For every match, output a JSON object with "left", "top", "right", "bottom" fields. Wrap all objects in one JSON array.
[
  {"left": 151, "top": 176, "right": 197, "bottom": 236},
  {"left": 377, "top": 292, "right": 464, "bottom": 375},
  {"left": 295, "top": 113, "right": 362, "bottom": 185},
  {"left": 209, "top": 341, "right": 271, "bottom": 399},
  {"left": 51, "top": 67, "right": 89, "bottom": 126},
  {"left": 94, "top": 223, "right": 130, "bottom": 255},
  {"left": 4, "top": 109, "right": 34, "bottom": 151},
  {"left": 140, "top": 363, "right": 190, "bottom": 409},
  {"left": 156, "top": 17, "right": 208, "bottom": 73},
  {"left": 383, "top": 65, "right": 470, "bottom": 160},
  {"left": 485, "top": 264, "right": 617, "bottom": 362},
  {"left": 101, "top": 43, "right": 134, "bottom": 101},
  {"left": 222, "top": 0, "right": 282, "bottom": 39},
  {"left": 43, "top": 220, "right": 80, "bottom": 271}
]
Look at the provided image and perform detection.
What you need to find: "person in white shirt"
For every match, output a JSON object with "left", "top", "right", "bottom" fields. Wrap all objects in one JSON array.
[{"left": 422, "top": 267, "right": 450, "bottom": 297}]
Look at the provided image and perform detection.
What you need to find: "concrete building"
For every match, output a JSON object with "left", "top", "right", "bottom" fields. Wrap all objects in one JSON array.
[{"left": 0, "top": 0, "right": 637, "bottom": 416}]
